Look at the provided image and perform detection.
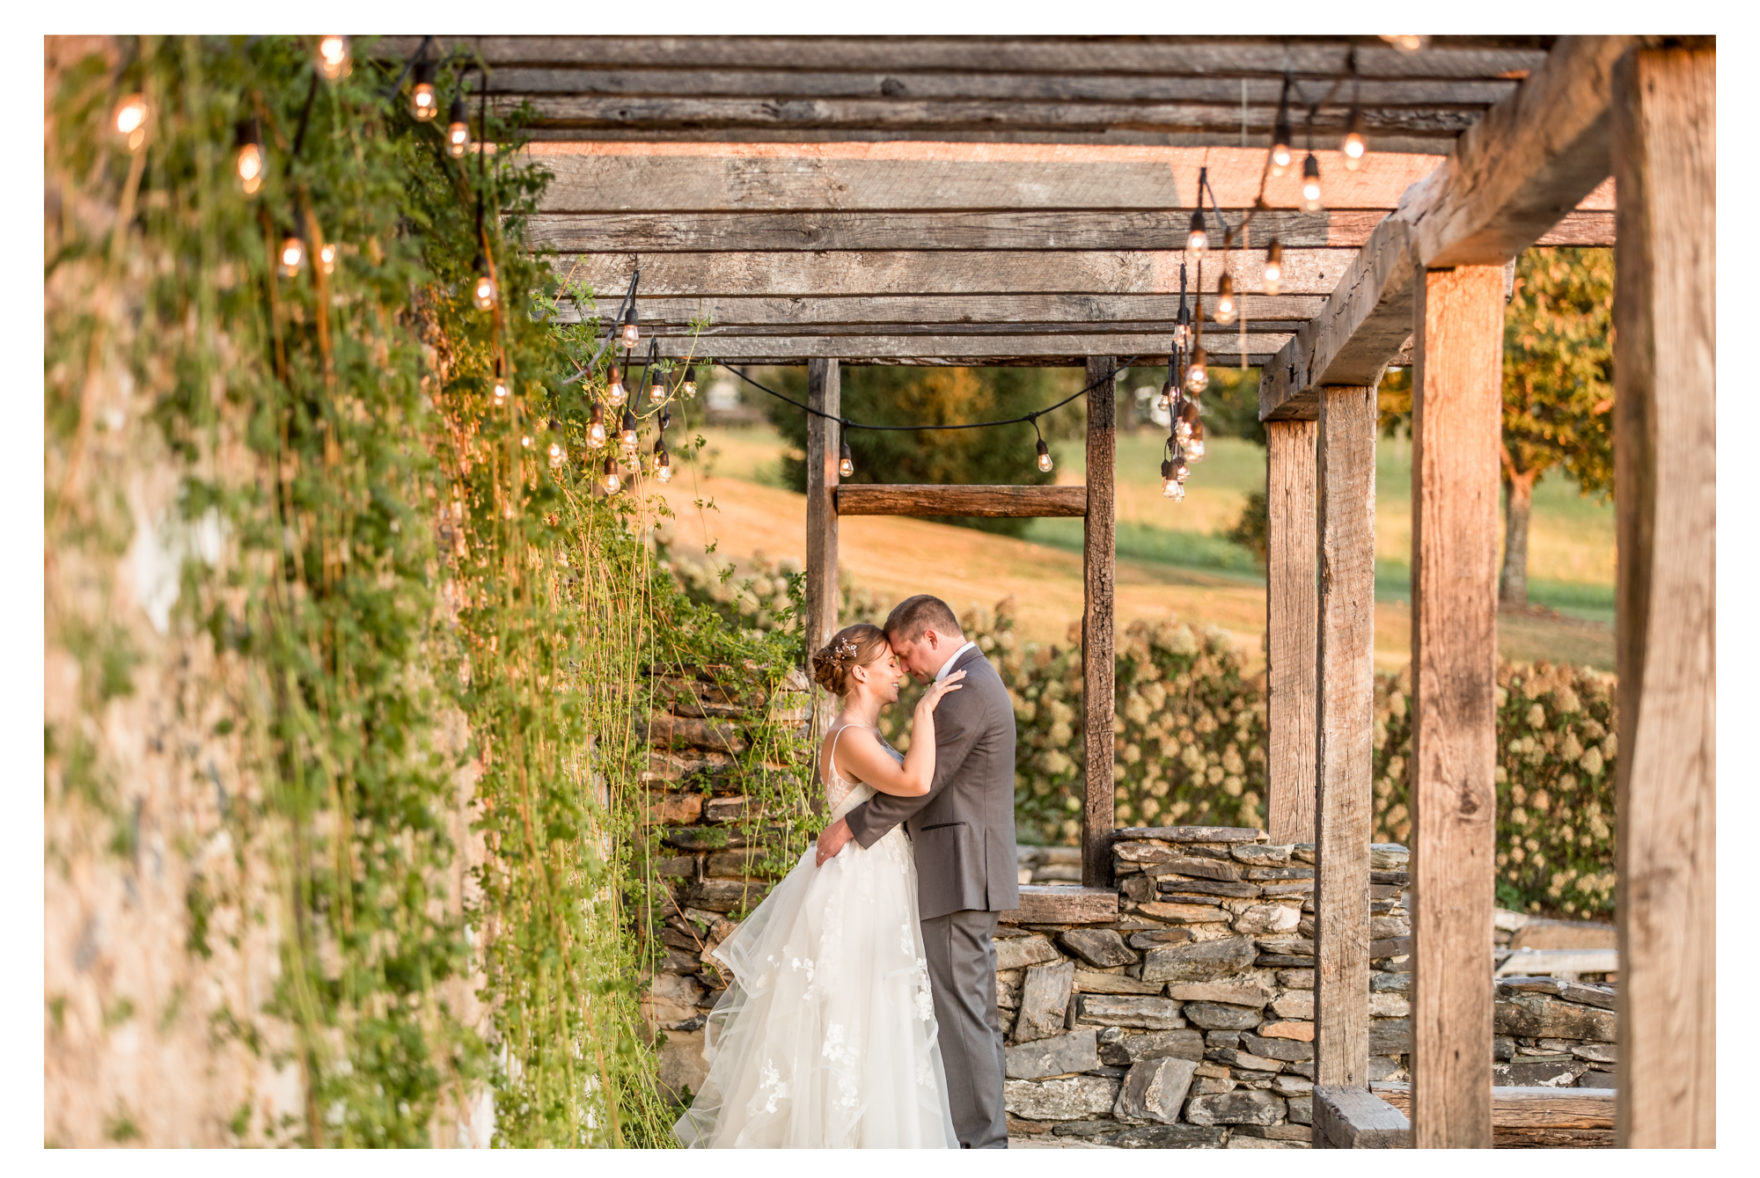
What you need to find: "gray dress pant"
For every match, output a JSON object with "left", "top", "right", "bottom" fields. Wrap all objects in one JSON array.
[{"left": 920, "top": 909, "right": 1008, "bottom": 1148}]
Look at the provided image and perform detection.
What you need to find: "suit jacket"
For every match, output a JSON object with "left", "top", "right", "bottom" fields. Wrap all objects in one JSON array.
[{"left": 844, "top": 645, "right": 1019, "bottom": 921}]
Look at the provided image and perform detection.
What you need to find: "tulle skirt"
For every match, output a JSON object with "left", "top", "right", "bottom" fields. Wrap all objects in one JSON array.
[{"left": 672, "top": 821, "right": 958, "bottom": 1148}]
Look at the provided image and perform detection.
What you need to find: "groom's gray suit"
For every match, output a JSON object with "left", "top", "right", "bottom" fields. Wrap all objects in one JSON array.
[{"left": 844, "top": 643, "right": 1018, "bottom": 1148}]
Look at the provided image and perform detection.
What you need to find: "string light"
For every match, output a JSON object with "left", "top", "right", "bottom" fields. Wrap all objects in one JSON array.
[
  {"left": 681, "top": 367, "right": 698, "bottom": 398},
  {"left": 1173, "top": 263, "right": 1192, "bottom": 351},
  {"left": 607, "top": 365, "right": 627, "bottom": 407},
  {"left": 318, "top": 241, "right": 338, "bottom": 276},
  {"left": 1030, "top": 418, "right": 1053, "bottom": 473},
  {"left": 1263, "top": 239, "right": 1284, "bottom": 296},
  {"left": 839, "top": 439, "right": 854, "bottom": 479},
  {"left": 1271, "top": 82, "right": 1294, "bottom": 176},
  {"left": 316, "top": 36, "right": 352, "bottom": 81},
  {"left": 472, "top": 253, "right": 497, "bottom": 311},
  {"left": 654, "top": 438, "right": 672, "bottom": 482},
  {"left": 1170, "top": 454, "right": 1190, "bottom": 484},
  {"left": 1185, "top": 420, "right": 1208, "bottom": 462},
  {"left": 448, "top": 97, "right": 471, "bottom": 158},
  {"left": 492, "top": 360, "right": 510, "bottom": 405},
  {"left": 587, "top": 404, "right": 607, "bottom": 448},
  {"left": 620, "top": 306, "right": 640, "bottom": 349},
  {"left": 1157, "top": 378, "right": 1174, "bottom": 413},
  {"left": 234, "top": 118, "right": 264, "bottom": 197},
  {"left": 619, "top": 409, "right": 638, "bottom": 451},
  {"left": 549, "top": 440, "right": 567, "bottom": 470},
  {"left": 602, "top": 456, "right": 622, "bottom": 494},
  {"left": 1186, "top": 207, "right": 1207, "bottom": 259},
  {"left": 1161, "top": 459, "right": 1185, "bottom": 500},
  {"left": 410, "top": 61, "right": 438, "bottom": 122},
  {"left": 1185, "top": 345, "right": 1209, "bottom": 394},
  {"left": 1302, "top": 153, "right": 1323, "bottom": 212},
  {"left": 1342, "top": 108, "right": 1367, "bottom": 170},
  {"left": 1214, "top": 273, "right": 1237, "bottom": 326},
  {"left": 278, "top": 223, "right": 306, "bottom": 278},
  {"left": 113, "top": 94, "right": 148, "bottom": 150},
  {"left": 1177, "top": 399, "right": 1203, "bottom": 440},
  {"left": 521, "top": 433, "right": 533, "bottom": 448},
  {"left": 649, "top": 373, "right": 668, "bottom": 407}
]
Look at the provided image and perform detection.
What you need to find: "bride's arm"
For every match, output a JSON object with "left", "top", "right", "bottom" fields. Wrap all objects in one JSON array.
[{"left": 833, "top": 672, "right": 965, "bottom": 797}]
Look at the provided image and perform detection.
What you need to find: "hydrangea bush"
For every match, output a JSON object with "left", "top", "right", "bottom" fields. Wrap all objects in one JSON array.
[{"left": 663, "top": 552, "right": 1617, "bottom": 918}]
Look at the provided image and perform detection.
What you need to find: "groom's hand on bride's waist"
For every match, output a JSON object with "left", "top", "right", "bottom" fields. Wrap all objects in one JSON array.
[{"left": 815, "top": 816, "right": 854, "bottom": 867}]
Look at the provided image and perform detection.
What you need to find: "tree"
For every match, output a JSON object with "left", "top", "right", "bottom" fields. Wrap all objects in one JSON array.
[
  {"left": 1380, "top": 247, "right": 1614, "bottom": 608},
  {"left": 760, "top": 365, "right": 1085, "bottom": 536}
]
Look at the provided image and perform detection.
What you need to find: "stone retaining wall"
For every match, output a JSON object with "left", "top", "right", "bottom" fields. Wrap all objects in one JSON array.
[{"left": 637, "top": 665, "right": 1619, "bottom": 1147}]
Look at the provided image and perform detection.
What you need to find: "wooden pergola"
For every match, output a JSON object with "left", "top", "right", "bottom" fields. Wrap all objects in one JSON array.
[{"left": 389, "top": 35, "right": 1714, "bottom": 1147}]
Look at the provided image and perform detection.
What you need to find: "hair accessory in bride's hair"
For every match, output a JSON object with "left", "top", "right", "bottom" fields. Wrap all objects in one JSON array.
[{"left": 833, "top": 636, "right": 858, "bottom": 665}]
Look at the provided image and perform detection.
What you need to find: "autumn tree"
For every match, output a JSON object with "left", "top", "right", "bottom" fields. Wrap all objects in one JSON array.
[{"left": 1380, "top": 247, "right": 1614, "bottom": 608}]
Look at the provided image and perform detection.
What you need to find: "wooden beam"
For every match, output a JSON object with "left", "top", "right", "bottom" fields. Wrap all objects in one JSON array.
[
  {"left": 1313, "top": 1086, "right": 1410, "bottom": 1148},
  {"left": 834, "top": 484, "right": 1086, "bottom": 519},
  {"left": 1313, "top": 385, "right": 1376, "bottom": 1090},
  {"left": 804, "top": 359, "right": 840, "bottom": 767},
  {"left": 1082, "top": 358, "right": 1117, "bottom": 890},
  {"left": 1266, "top": 420, "right": 1318, "bottom": 844},
  {"left": 998, "top": 885, "right": 1119, "bottom": 926},
  {"left": 1375, "top": 1083, "right": 1615, "bottom": 1147},
  {"left": 1611, "top": 45, "right": 1716, "bottom": 1151},
  {"left": 557, "top": 248, "right": 1355, "bottom": 297},
  {"left": 639, "top": 334, "right": 1286, "bottom": 366},
  {"left": 528, "top": 142, "right": 1445, "bottom": 213},
  {"left": 1260, "top": 36, "right": 1650, "bottom": 420},
  {"left": 1409, "top": 265, "right": 1504, "bottom": 1149}
]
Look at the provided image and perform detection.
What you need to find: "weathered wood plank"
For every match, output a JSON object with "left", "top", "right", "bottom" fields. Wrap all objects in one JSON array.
[
  {"left": 1083, "top": 358, "right": 1117, "bottom": 890},
  {"left": 1266, "top": 420, "right": 1319, "bottom": 844},
  {"left": 998, "top": 885, "right": 1119, "bottom": 926},
  {"left": 555, "top": 248, "right": 1356, "bottom": 298},
  {"left": 1611, "top": 45, "right": 1716, "bottom": 1152},
  {"left": 1375, "top": 1083, "right": 1615, "bottom": 1146},
  {"left": 1313, "top": 386, "right": 1376, "bottom": 1090},
  {"left": 531, "top": 208, "right": 1615, "bottom": 254},
  {"left": 528, "top": 142, "right": 1445, "bottom": 213},
  {"left": 550, "top": 293, "right": 1329, "bottom": 329},
  {"left": 1259, "top": 36, "right": 1652, "bottom": 420},
  {"left": 1409, "top": 265, "right": 1503, "bottom": 1149},
  {"left": 639, "top": 334, "right": 1286, "bottom": 365},
  {"left": 378, "top": 36, "right": 1550, "bottom": 80},
  {"left": 1313, "top": 1086, "right": 1410, "bottom": 1148},
  {"left": 805, "top": 359, "right": 840, "bottom": 778},
  {"left": 833, "top": 484, "right": 1086, "bottom": 519}
]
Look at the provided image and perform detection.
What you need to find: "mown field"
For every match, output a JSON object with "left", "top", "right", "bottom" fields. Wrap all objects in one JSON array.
[{"left": 668, "top": 422, "right": 1615, "bottom": 670}]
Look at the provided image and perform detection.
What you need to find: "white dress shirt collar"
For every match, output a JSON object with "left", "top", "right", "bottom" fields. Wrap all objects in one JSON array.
[{"left": 934, "top": 640, "right": 978, "bottom": 682}]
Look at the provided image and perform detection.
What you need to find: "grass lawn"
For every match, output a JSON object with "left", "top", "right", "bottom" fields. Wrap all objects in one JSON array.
[{"left": 677, "top": 422, "right": 1615, "bottom": 670}]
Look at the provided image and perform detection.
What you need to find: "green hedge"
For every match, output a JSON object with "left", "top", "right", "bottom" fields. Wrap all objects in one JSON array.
[{"left": 663, "top": 552, "right": 1617, "bottom": 918}]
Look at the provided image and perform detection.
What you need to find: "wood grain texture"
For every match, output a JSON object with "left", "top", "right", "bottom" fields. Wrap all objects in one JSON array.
[
  {"left": 805, "top": 359, "right": 840, "bottom": 772},
  {"left": 1313, "top": 1086, "right": 1410, "bottom": 1148},
  {"left": 1313, "top": 386, "right": 1376, "bottom": 1090},
  {"left": 998, "top": 885, "right": 1120, "bottom": 926},
  {"left": 1259, "top": 36, "right": 1652, "bottom": 421},
  {"left": 1082, "top": 358, "right": 1117, "bottom": 890},
  {"left": 834, "top": 484, "right": 1086, "bottom": 519},
  {"left": 1611, "top": 46, "right": 1716, "bottom": 1151},
  {"left": 1266, "top": 420, "right": 1319, "bottom": 844},
  {"left": 1410, "top": 265, "right": 1504, "bottom": 1149},
  {"left": 1375, "top": 1083, "right": 1614, "bottom": 1146},
  {"left": 634, "top": 333, "right": 1284, "bottom": 366}
]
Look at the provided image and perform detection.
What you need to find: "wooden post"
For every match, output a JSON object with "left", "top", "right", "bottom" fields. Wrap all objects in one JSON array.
[
  {"left": 1266, "top": 419, "right": 1319, "bottom": 844},
  {"left": 1611, "top": 45, "right": 1716, "bottom": 1149},
  {"left": 1313, "top": 385, "right": 1375, "bottom": 1093},
  {"left": 805, "top": 359, "right": 841, "bottom": 758},
  {"left": 1082, "top": 357, "right": 1117, "bottom": 889},
  {"left": 1409, "top": 264, "right": 1504, "bottom": 1148}
]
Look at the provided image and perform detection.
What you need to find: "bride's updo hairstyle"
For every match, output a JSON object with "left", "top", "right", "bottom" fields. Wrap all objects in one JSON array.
[{"left": 810, "top": 623, "right": 890, "bottom": 696}]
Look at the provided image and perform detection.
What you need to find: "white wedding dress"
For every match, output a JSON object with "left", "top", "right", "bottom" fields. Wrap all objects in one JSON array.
[{"left": 673, "top": 725, "right": 959, "bottom": 1148}]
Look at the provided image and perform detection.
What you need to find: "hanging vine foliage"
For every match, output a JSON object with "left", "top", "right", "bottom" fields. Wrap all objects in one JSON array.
[{"left": 45, "top": 34, "right": 814, "bottom": 1147}]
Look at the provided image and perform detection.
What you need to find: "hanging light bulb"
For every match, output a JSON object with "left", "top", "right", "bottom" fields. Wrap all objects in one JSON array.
[
  {"left": 1171, "top": 454, "right": 1191, "bottom": 484},
  {"left": 1177, "top": 400, "right": 1202, "bottom": 443},
  {"left": 471, "top": 254, "right": 497, "bottom": 311},
  {"left": 1185, "top": 346, "right": 1209, "bottom": 394},
  {"left": 316, "top": 36, "right": 352, "bottom": 81},
  {"left": 410, "top": 61, "right": 438, "bottom": 122},
  {"left": 654, "top": 439, "right": 672, "bottom": 482},
  {"left": 602, "top": 456, "right": 622, "bottom": 495},
  {"left": 587, "top": 403, "right": 607, "bottom": 448},
  {"left": 620, "top": 409, "right": 638, "bottom": 451},
  {"left": 607, "top": 365, "right": 627, "bottom": 407},
  {"left": 447, "top": 97, "right": 471, "bottom": 158},
  {"left": 548, "top": 439, "right": 567, "bottom": 469},
  {"left": 648, "top": 375, "right": 668, "bottom": 406},
  {"left": 317, "top": 242, "right": 338, "bottom": 276},
  {"left": 234, "top": 118, "right": 264, "bottom": 197},
  {"left": 1342, "top": 108, "right": 1367, "bottom": 171},
  {"left": 113, "top": 94, "right": 148, "bottom": 151},
  {"left": 681, "top": 367, "right": 698, "bottom": 398},
  {"left": 521, "top": 434, "right": 533, "bottom": 448},
  {"left": 1302, "top": 153, "right": 1323, "bottom": 212},
  {"left": 492, "top": 360, "right": 510, "bottom": 405},
  {"left": 278, "top": 224, "right": 306, "bottom": 278},
  {"left": 1271, "top": 112, "right": 1294, "bottom": 176},
  {"left": 1186, "top": 208, "right": 1207, "bottom": 259},
  {"left": 1214, "top": 274, "right": 1237, "bottom": 326},
  {"left": 1185, "top": 420, "right": 1207, "bottom": 462},
  {"left": 1263, "top": 238, "right": 1284, "bottom": 297},
  {"left": 620, "top": 306, "right": 640, "bottom": 349},
  {"left": 838, "top": 439, "right": 854, "bottom": 479},
  {"left": 1035, "top": 438, "right": 1053, "bottom": 473},
  {"left": 1157, "top": 379, "right": 1174, "bottom": 412},
  {"left": 1161, "top": 459, "right": 1185, "bottom": 500}
]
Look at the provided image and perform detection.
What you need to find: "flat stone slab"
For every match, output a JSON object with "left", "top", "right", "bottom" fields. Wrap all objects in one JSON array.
[
  {"left": 1005, "top": 1075, "right": 1122, "bottom": 1121},
  {"left": 1116, "top": 826, "right": 1268, "bottom": 843},
  {"left": 1114, "top": 1056, "right": 1199, "bottom": 1124},
  {"left": 1140, "top": 936, "right": 1258, "bottom": 983},
  {"left": 1057, "top": 928, "right": 1137, "bottom": 968},
  {"left": 1076, "top": 994, "right": 1186, "bottom": 1030},
  {"left": 1186, "top": 1090, "right": 1287, "bottom": 1126},
  {"left": 1006, "top": 1028, "right": 1101, "bottom": 1080}
]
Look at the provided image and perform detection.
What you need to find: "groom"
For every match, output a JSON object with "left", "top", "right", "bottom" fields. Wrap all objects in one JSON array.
[{"left": 815, "top": 594, "right": 1018, "bottom": 1148}]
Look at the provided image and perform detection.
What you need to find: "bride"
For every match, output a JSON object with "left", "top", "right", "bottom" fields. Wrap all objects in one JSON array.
[{"left": 673, "top": 623, "right": 966, "bottom": 1148}]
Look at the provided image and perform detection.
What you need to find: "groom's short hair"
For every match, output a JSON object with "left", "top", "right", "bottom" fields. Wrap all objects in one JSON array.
[{"left": 885, "top": 595, "right": 961, "bottom": 642}]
